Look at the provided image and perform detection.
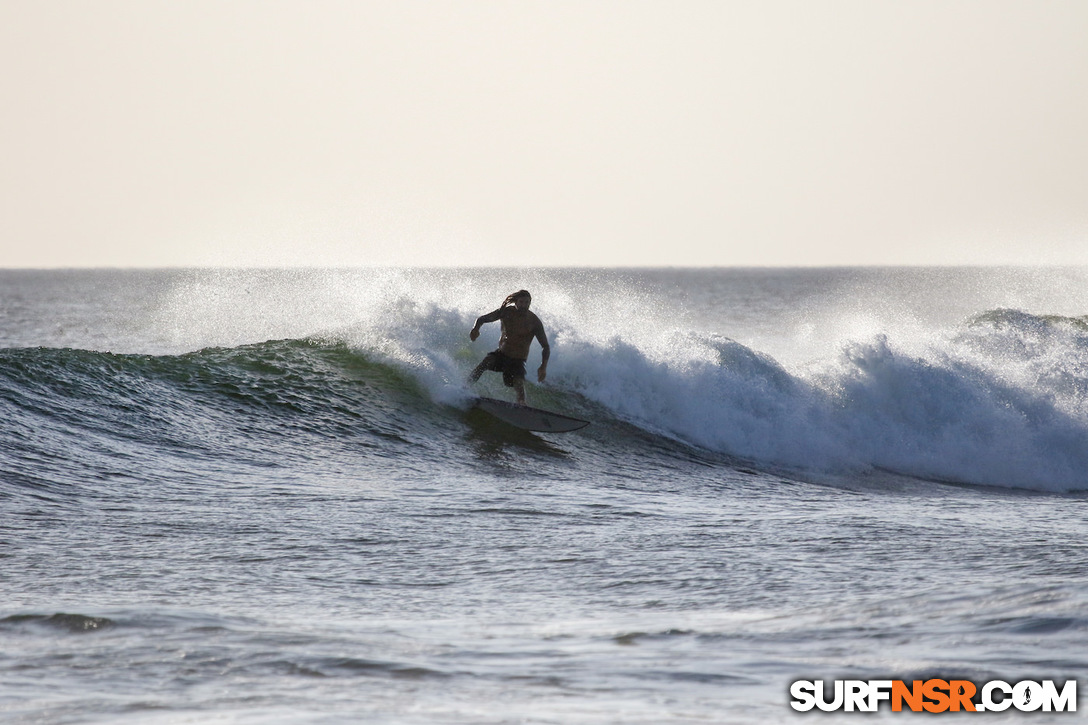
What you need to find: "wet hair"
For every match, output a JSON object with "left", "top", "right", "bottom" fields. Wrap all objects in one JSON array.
[{"left": 502, "top": 290, "right": 532, "bottom": 307}]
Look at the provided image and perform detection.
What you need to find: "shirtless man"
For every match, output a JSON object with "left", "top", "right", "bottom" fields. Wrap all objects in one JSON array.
[{"left": 468, "top": 289, "right": 550, "bottom": 405}]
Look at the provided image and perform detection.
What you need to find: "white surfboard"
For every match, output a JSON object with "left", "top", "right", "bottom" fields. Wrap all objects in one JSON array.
[{"left": 474, "top": 397, "right": 590, "bottom": 433}]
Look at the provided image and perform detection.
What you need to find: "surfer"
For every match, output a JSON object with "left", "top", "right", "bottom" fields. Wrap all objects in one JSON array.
[{"left": 468, "top": 290, "right": 550, "bottom": 405}]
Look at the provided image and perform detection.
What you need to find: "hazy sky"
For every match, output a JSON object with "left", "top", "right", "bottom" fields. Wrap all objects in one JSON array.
[{"left": 2, "top": 0, "right": 1086, "bottom": 268}]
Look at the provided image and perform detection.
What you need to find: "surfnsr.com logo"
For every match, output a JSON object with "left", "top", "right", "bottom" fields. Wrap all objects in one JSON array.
[{"left": 790, "top": 679, "right": 1077, "bottom": 713}]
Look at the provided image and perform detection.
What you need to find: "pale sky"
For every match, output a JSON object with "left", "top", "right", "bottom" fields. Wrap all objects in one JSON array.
[{"left": 2, "top": 0, "right": 1086, "bottom": 268}]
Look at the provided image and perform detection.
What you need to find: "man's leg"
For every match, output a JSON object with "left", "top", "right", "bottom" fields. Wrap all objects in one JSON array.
[
  {"left": 468, "top": 353, "right": 494, "bottom": 384},
  {"left": 512, "top": 377, "right": 526, "bottom": 405},
  {"left": 468, "top": 360, "right": 487, "bottom": 383}
]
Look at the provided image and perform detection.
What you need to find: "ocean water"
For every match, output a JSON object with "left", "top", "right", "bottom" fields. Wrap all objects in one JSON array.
[{"left": 1, "top": 266, "right": 1086, "bottom": 724}]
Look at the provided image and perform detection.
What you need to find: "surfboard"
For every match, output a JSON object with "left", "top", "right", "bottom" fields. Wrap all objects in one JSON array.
[{"left": 473, "top": 397, "right": 590, "bottom": 433}]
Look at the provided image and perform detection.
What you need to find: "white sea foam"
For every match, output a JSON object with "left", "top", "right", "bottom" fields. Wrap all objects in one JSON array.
[
  {"left": 549, "top": 314, "right": 1088, "bottom": 492},
  {"left": 367, "top": 300, "right": 1088, "bottom": 492}
]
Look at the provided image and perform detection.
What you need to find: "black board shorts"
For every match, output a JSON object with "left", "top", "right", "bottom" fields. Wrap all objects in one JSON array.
[{"left": 479, "top": 350, "right": 527, "bottom": 387}]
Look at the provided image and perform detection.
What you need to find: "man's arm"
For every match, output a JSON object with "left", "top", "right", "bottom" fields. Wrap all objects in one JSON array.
[
  {"left": 470, "top": 308, "right": 504, "bottom": 341},
  {"left": 535, "top": 321, "right": 550, "bottom": 382}
]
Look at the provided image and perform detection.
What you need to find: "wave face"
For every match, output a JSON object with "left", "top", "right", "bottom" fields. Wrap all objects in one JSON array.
[
  {"left": 0, "top": 340, "right": 454, "bottom": 503},
  {"left": 1, "top": 268, "right": 1086, "bottom": 494}
]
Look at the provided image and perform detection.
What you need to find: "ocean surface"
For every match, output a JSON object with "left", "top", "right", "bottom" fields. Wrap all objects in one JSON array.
[{"left": 2, "top": 267, "right": 1087, "bottom": 723}]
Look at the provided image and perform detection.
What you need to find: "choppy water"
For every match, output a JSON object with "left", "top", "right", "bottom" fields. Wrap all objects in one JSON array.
[{"left": 2, "top": 267, "right": 1086, "bottom": 723}]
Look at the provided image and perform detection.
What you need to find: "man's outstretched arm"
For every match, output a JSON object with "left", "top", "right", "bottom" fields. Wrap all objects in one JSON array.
[{"left": 470, "top": 308, "right": 504, "bottom": 341}]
